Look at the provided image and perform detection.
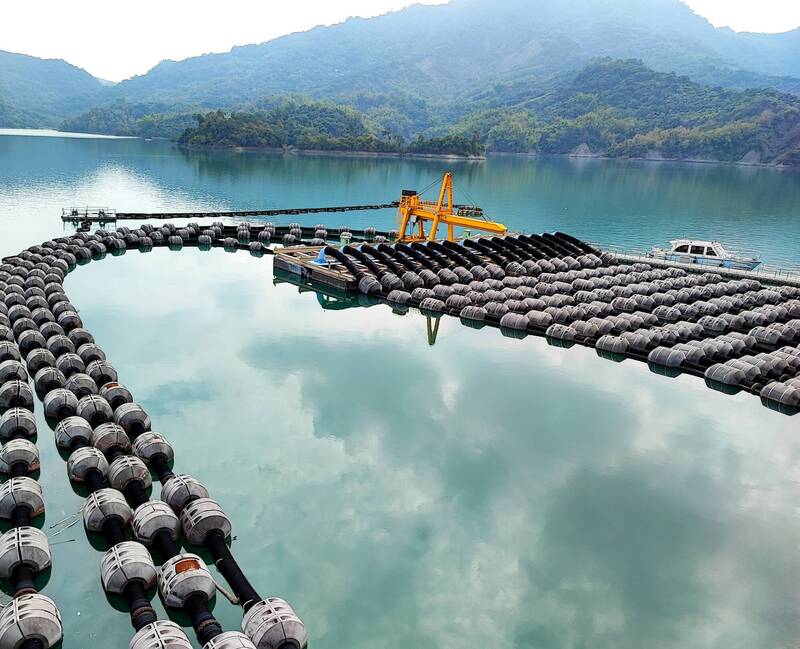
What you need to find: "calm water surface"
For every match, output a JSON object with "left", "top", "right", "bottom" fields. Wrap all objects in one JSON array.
[{"left": 1, "top": 131, "right": 799, "bottom": 649}]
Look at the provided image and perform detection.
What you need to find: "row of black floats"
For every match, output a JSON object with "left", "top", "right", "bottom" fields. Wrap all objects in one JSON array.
[
  {"left": 0, "top": 256, "right": 64, "bottom": 649},
  {"left": 0, "top": 228, "right": 307, "bottom": 649}
]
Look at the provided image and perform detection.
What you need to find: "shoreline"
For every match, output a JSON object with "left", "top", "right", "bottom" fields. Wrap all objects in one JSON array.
[
  {"left": 2, "top": 128, "right": 794, "bottom": 169},
  {"left": 181, "top": 143, "right": 486, "bottom": 161},
  {"left": 183, "top": 142, "right": 795, "bottom": 169},
  {"left": 489, "top": 150, "right": 796, "bottom": 170}
]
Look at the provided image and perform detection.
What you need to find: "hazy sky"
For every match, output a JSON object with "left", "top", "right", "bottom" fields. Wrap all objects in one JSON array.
[{"left": 1, "top": 0, "right": 798, "bottom": 82}]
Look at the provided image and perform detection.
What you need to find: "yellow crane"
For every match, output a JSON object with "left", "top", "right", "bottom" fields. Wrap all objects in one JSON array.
[{"left": 396, "top": 172, "right": 507, "bottom": 242}]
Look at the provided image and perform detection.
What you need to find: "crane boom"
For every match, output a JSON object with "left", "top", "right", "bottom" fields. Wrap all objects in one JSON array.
[{"left": 397, "top": 172, "right": 507, "bottom": 242}]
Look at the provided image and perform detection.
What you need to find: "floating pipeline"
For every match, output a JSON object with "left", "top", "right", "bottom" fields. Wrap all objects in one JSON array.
[
  {"left": 1, "top": 230, "right": 311, "bottom": 648},
  {"left": 272, "top": 231, "right": 800, "bottom": 415},
  {"left": 2, "top": 221, "right": 799, "bottom": 646},
  {"left": 30, "top": 221, "right": 800, "bottom": 415},
  {"left": 0, "top": 289, "right": 63, "bottom": 647}
]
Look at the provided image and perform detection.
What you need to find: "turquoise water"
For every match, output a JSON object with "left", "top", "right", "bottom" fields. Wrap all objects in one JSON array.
[{"left": 1, "top": 131, "right": 800, "bottom": 649}]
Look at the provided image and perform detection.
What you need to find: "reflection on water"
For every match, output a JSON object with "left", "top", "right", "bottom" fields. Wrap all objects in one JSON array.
[
  {"left": 1, "top": 133, "right": 800, "bottom": 649},
  {"left": 52, "top": 248, "right": 800, "bottom": 649}
]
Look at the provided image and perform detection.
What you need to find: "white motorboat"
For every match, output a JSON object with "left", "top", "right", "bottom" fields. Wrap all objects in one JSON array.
[{"left": 649, "top": 239, "right": 761, "bottom": 271}]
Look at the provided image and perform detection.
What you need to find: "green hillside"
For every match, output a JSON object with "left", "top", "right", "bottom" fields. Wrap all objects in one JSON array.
[
  {"left": 0, "top": 50, "right": 105, "bottom": 126},
  {"left": 449, "top": 59, "right": 800, "bottom": 164},
  {"left": 74, "top": 60, "right": 793, "bottom": 164},
  {"left": 106, "top": 0, "right": 800, "bottom": 108}
]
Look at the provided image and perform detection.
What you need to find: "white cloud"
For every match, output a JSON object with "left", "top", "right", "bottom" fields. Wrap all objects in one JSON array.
[
  {"left": 1, "top": 1, "right": 798, "bottom": 82},
  {"left": 0, "top": 0, "right": 447, "bottom": 82},
  {"left": 681, "top": 0, "right": 800, "bottom": 33}
]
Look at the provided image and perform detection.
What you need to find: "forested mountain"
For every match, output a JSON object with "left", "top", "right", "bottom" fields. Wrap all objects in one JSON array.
[
  {"left": 149, "top": 60, "right": 800, "bottom": 163},
  {"left": 450, "top": 59, "right": 800, "bottom": 164},
  {"left": 1, "top": 0, "right": 799, "bottom": 163},
  {"left": 0, "top": 50, "right": 106, "bottom": 125},
  {"left": 106, "top": 0, "right": 800, "bottom": 108}
]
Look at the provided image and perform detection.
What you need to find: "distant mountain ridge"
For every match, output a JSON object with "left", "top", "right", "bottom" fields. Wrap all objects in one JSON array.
[
  {"left": 1, "top": 0, "right": 799, "bottom": 129},
  {"left": 103, "top": 0, "right": 800, "bottom": 108}
]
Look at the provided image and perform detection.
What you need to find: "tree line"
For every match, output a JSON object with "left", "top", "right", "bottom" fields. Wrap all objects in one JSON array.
[{"left": 60, "top": 59, "right": 800, "bottom": 164}]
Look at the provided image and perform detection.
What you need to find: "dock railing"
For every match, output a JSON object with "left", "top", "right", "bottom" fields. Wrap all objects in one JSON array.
[{"left": 62, "top": 207, "right": 117, "bottom": 221}]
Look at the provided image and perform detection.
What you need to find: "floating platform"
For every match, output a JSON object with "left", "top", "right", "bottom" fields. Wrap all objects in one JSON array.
[{"left": 274, "top": 247, "right": 360, "bottom": 291}]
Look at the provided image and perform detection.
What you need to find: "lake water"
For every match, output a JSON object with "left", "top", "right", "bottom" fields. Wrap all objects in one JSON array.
[{"left": 1, "top": 130, "right": 800, "bottom": 649}]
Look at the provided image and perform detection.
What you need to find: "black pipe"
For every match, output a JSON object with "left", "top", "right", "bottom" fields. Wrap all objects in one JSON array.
[
  {"left": 11, "top": 505, "right": 31, "bottom": 528},
  {"left": 395, "top": 243, "right": 439, "bottom": 271},
  {"left": 504, "top": 235, "right": 546, "bottom": 260},
  {"left": 521, "top": 234, "right": 560, "bottom": 257},
  {"left": 499, "top": 235, "right": 535, "bottom": 258},
  {"left": 85, "top": 468, "right": 106, "bottom": 492},
  {"left": 129, "top": 421, "right": 147, "bottom": 439},
  {"left": 124, "top": 481, "right": 149, "bottom": 508},
  {"left": 491, "top": 236, "right": 533, "bottom": 262},
  {"left": 185, "top": 593, "right": 223, "bottom": 645},
  {"left": 106, "top": 446, "right": 126, "bottom": 463},
  {"left": 442, "top": 240, "right": 483, "bottom": 266},
  {"left": 555, "top": 232, "right": 599, "bottom": 254},
  {"left": 481, "top": 237, "right": 522, "bottom": 262},
  {"left": 342, "top": 246, "right": 384, "bottom": 278},
  {"left": 124, "top": 581, "right": 157, "bottom": 630},
  {"left": 427, "top": 240, "right": 471, "bottom": 267},
  {"left": 411, "top": 242, "right": 453, "bottom": 269},
  {"left": 463, "top": 239, "right": 507, "bottom": 265},
  {"left": 9, "top": 461, "right": 29, "bottom": 477},
  {"left": 151, "top": 454, "right": 174, "bottom": 483},
  {"left": 206, "top": 531, "right": 261, "bottom": 611},
  {"left": 101, "top": 517, "right": 126, "bottom": 546},
  {"left": 544, "top": 232, "right": 583, "bottom": 256},
  {"left": 377, "top": 244, "right": 417, "bottom": 271},
  {"left": 153, "top": 529, "right": 181, "bottom": 560},
  {"left": 323, "top": 246, "right": 364, "bottom": 280},
  {"left": 360, "top": 245, "right": 402, "bottom": 275},
  {"left": 19, "top": 639, "right": 44, "bottom": 649},
  {"left": 541, "top": 233, "right": 577, "bottom": 256},
  {"left": 12, "top": 563, "right": 37, "bottom": 597}
]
